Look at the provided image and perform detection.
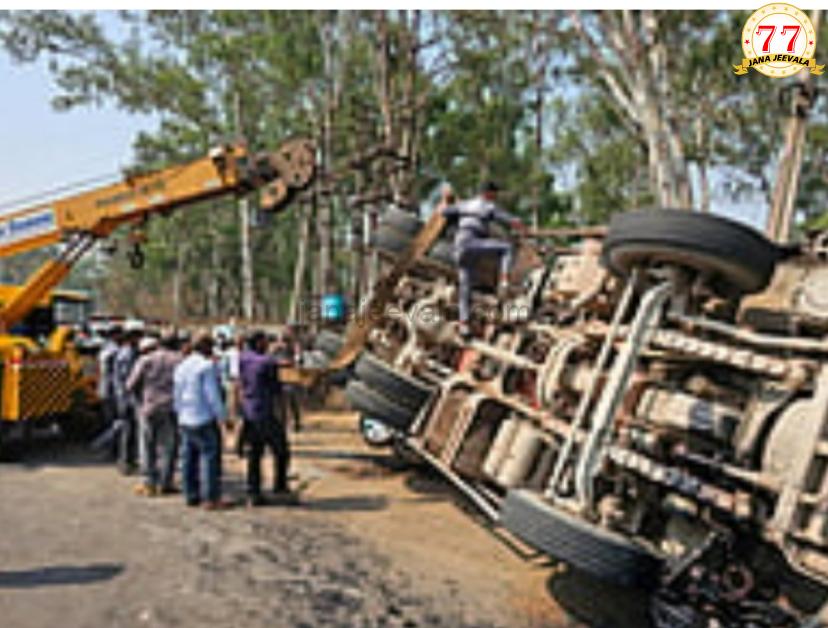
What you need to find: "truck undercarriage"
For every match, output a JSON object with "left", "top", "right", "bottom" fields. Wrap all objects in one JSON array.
[{"left": 345, "top": 207, "right": 828, "bottom": 627}]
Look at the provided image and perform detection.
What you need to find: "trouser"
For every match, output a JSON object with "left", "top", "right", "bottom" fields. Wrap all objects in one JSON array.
[
  {"left": 117, "top": 405, "right": 137, "bottom": 473},
  {"left": 283, "top": 386, "right": 302, "bottom": 431},
  {"left": 224, "top": 381, "right": 239, "bottom": 421},
  {"left": 245, "top": 418, "right": 290, "bottom": 496},
  {"left": 90, "top": 397, "right": 119, "bottom": 457},
  {"left": 180, "top": 423, "right": 221, "bottom": 504},
  {"left": 212, "top": 420, "right": 224, "bottom": 481},
  {"left": 457, "top": 239, "right": 513, "bottom": 323},
  {"left": 138, "top": 409, "right": 178, "bottom": 490},
  {"left": 235, "top": 420, "right": 248, "bottom": 458},
  {"left": 102, "top": 396, "right": 118, "bottom": 425}
]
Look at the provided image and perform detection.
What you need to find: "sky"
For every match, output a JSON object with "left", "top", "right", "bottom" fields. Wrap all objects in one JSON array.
[
  {"left": 0, "top": 36, "right": 156, "bottom": 212},
  {"left": 0, "top": 10, "right": 770, "bottom": 230}
]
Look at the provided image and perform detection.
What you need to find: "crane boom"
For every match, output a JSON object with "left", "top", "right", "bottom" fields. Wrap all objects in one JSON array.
[{"left": 0, "top": 138, "right": 315, "bottom": 331}]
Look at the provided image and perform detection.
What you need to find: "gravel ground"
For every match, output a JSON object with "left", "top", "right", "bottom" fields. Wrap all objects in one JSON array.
[{"left": 0, "top": 412, "right": 549, "bottom": 628}]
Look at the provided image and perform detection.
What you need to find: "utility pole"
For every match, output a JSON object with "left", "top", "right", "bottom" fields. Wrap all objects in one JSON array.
[{"left": 766, "top": 9, "right": 821, "bottom": 243}]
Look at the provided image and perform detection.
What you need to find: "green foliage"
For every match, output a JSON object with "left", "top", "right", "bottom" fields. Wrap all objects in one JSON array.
[{"left": 1, "top": 9, "right": 826, "bottom": 321}]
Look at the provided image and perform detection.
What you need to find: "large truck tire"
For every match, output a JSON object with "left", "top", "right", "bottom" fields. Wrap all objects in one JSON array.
[
  {"left": 314, "top": 330, "right": 344, "bottom": 357},
  {"left": 500, "top": 489, "right": 664, "bottom": 589},
  {"left": 354, "top": 353, "right": 433, "bottom": 410},
  {"left": 602, "top": 209, "right": 779, "bottom": 295},
  {"left": 371, "top": 225, "right": 412, "bottom": 256},
  {"left": 380, "top": 207, "right": 423, "bottom": 236},
  {"left": 345, "top": 380, "right": 419, "bottom": 432}
]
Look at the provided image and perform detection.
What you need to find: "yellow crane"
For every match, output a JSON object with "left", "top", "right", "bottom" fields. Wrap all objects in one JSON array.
[{"left": 0, "top": 138, "right": 315, "bottom": 438}]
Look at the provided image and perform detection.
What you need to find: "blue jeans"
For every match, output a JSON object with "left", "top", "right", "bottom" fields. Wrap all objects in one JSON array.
[{"left": 180, "top": 423, "right": 221, "bottom": 504}]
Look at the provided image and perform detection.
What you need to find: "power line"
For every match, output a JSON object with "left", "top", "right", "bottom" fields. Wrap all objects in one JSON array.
[{"left": 0, "top": 171, "right": 120, "bottom": 213}]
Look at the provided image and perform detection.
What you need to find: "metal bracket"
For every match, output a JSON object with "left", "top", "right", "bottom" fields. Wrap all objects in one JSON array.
[{"left": 573, "top": 280, "right": 673, "bottom": 508}]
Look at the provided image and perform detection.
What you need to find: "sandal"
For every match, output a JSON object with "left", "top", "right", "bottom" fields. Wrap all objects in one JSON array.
[{"left": 134, "top": 483, "right": 159, "bottom": 497}]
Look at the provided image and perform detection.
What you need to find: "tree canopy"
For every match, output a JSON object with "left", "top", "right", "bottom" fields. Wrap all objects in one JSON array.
[{"left": 1, "top": 10, "right": 825, "bottom": 322}]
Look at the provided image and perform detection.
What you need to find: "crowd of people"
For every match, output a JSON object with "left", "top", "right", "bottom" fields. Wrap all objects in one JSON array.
[
  {"left": 95, "top": 323, "right": 303, "bottom": 510},
  {"left": 87, "top": 180, "right": 520, "bottom": 510}
]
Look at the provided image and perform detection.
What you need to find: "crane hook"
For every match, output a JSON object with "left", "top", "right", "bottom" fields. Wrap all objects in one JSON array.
[{"left": 127, "top": 243, "right": 145, "bottom": 270}]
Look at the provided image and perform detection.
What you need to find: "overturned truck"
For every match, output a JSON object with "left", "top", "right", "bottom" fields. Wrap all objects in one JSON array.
[{"left": 342, "top": 207, "right": 828, "bottom": 627}]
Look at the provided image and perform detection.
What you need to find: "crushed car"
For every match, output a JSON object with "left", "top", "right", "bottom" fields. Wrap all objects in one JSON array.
[{"left": 345, "top": 206, "right": 828, "bottom": 627}]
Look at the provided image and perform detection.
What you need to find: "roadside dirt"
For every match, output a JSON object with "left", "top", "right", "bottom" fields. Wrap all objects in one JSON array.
[{"left": 0, "top": 407, "right": 645, "bottom": 628}]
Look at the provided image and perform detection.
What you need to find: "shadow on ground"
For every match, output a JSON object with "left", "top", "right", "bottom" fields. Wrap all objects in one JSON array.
[
  {"left": 302, "top": 494, "right": 389, "bottom": 512},
  {"left": 0, "top": 563, "right": 124, "bottom": 589},
  {"left": 293, "top": 448, "right": 389, "bottom": 464},
  {"left": 0, "top": 438, "right": 114, "bottom": 470},
  {"left": 546, "top": 568, "right": 653, "bottom": 628}
]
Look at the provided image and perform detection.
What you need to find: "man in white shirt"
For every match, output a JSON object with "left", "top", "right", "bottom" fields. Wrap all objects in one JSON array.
[{"left": 174, "top": 333, "right": 228, "bottom": 510}]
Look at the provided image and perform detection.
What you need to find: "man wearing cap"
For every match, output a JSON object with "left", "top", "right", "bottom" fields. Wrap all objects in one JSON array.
[
  {"left": 127, "top": 334, "right": 182, "bottom": 496},
  {"left": 441, "top": 181, "right": 526, "bottom": 337},
  {"left": 174, "top": 333, "right": 228, "bottom": 510}
]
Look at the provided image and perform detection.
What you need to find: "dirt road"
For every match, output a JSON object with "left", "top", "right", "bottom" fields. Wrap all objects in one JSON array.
[{"left": 0, "top": 408, "right": 646, "bottom": 628}]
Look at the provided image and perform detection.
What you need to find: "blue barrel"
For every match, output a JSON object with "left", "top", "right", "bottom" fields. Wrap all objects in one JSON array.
[{"left": 321, "top": 294, "right": 346, "bottom": 322}]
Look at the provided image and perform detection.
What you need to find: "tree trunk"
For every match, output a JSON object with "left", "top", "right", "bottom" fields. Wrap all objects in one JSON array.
[
  {"left": 572, "top": 10, "right": 694, "bottom": 209},
  {"left": 532, "top": 10, "right": 545, "bottom": 229},
  {"left": 289, "top": 203, "right": 310, "bottom": 324},
  {"left": 315, "top": 15, "right": 336, "bottom": 310},
  {"left": 208, "top": 208, "right": 221, "bottom": 318},
  {"left": 233, "top": 89, "right": 255, "bottom": 321},
  {"left": 239, "top": 196, "right": 255, "bottom": 320},
  {"left": 172, "top": 244, "right": 186, "bottom": 324}
]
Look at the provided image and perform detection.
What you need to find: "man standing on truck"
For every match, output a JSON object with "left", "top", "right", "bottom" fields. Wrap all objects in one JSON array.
[
  {"left": 114, "top": 327, "right": 142, "bottom": 474},
  {"left": 127, "top": 333, "right": 181, "bottom": 496},
  {"left": 239, "top": 330, "right": 295, "bottom": 507},
  {"left": 441, "top": 181, "right": 526, "bottom": 338}
]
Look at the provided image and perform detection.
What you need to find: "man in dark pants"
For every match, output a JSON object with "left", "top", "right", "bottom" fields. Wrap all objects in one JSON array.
[
  {"left": 441, "top": 181, "right": 526, "bottom": 338},
  {"left": 239, "top": 330, "right": 295, "bottom": 507},
  {"left": 114, "top": 327, "right": 141, "bottom": 474},
  {"left": 272, "top": 329, "right": 302, "bottom": 432}
]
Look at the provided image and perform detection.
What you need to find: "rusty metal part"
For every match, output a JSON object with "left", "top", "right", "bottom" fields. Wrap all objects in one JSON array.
[
  {"left": 328, "top": 211, "right": 447, "bottom": 372},
  {"left": 536, "top": 334, "right": 583, "bottom": 407},
  {"left": 574, "top": 280, "right": 673, "bottom": 507},
  {"left": 546, "top": 271, "right": 641, "bottom": 499},
  {"left": 260, "top": 179, "right": 288, "bottom": 212},
  {"left": 649, "top": 328, "right": 811, "bottom": 382},
  {"left": 282, "top": 211, "right": 447, "bottom": 388},
  {"left": 267, "top": 138, "right": 316, "bottom": 191},
  {"left": 671, "top": 312, "right": 828, "bottom": 355},
  {"left": 607, "top": 446, "right": 747, "bottom": 516}
]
